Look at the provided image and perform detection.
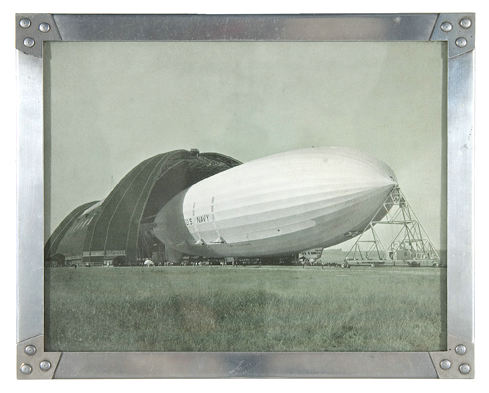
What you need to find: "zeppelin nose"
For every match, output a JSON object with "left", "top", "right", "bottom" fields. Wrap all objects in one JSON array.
[
  {"left": 370, "top": 161, "right": 398, "bottom": 188},
  {"left": 384, "top": 170, "right": 397, "bottom": 187},
  {"left": 316, "top": 147, "right": 397, "bottom": 190},
  {"left": 385, "top": 169, "right": 398, "bottom": 187}
]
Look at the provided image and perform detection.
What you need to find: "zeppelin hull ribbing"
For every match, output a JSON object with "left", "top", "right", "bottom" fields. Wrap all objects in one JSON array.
[{"left": 153, "top": 147, "right": 397, "bottom": 258}]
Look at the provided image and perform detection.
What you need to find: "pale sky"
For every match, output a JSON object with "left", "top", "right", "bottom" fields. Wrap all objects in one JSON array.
[{"left": 44, "top": 41, "right": 447, "bottom": 250}]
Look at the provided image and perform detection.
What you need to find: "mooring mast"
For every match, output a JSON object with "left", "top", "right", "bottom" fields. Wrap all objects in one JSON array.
[{"left": 344, "top": 186, "right": 440, "bottom": 266}]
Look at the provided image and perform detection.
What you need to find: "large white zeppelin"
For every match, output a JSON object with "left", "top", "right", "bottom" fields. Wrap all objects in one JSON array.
[{"left": 153, "top": 147, "right": 397, "bottom": 258}]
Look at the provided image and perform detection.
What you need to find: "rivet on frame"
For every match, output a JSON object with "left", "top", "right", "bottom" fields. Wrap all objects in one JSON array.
[
  {"left": 19, "top": 363, "right": 33, "bottom": 375},
  {"left": 439, "top": 359, "right": 451, "bottom": 370},
  {"left": 455, "top": 344, "right": 467, "bottom": 355},
  {"left": 19, "top": 18, "right": 31, "bottom": 29},
  {"left": 440, "top": 21, "right": 453, "bottom": 32},
  {"left": 23, "top": 37, "right": 35, "bottom": 48},
  {"left": 39, "top": 360, "right": 52, "bottom": 371},
  {"left": 459, "top": 17, "right": 472, "bottom": 29},
  {"left": 38, "top": 22, "right": 51, "bottom": 33},
  {"left": 459, "top": 363, "right": 471, "bottom": 375},
  {"left": 455, "top": 37, "right": 467, "bottom": 48},
  {"left": 24, "top": 344, "right": 37, "bottom": 356}
]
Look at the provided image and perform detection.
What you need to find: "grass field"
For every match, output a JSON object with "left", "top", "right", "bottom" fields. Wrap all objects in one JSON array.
[{"left": 45, "top": 266, "right": 446, "bottom": 352}]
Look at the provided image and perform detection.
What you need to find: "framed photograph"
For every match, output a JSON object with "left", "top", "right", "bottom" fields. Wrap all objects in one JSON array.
[{"left": 16, "top": 13, "right": 474, "bottom": 378}]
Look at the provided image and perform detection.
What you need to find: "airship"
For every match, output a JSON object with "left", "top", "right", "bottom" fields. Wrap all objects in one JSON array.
[{"left": 153, "top": 147, "right": 397, "bottom": 259}]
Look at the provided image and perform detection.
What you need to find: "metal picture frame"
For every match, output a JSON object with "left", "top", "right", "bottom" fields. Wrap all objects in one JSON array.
[{"left": 16, "top": 13, "right": 474, "bottom": 379}]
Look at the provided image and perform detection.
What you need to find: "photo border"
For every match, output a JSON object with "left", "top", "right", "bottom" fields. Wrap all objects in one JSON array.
[{"left": 16, "top": 13, "right": 474, "bottom": 378}]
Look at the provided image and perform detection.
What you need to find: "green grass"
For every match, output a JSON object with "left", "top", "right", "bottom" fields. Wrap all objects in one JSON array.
[{"left": 45, "top": 266, "right": 446, "bottom": 352}]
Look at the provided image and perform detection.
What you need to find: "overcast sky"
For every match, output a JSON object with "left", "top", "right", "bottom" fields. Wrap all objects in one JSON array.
[{"left": 45, "top": 41, "right": 446, "bottom": 250}]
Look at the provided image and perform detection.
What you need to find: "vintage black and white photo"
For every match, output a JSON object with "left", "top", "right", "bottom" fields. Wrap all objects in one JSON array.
[{"left": 41, "top": 40, "right": 449, "bottom": 353}]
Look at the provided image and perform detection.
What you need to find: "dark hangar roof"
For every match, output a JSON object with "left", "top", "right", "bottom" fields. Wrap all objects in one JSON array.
[{"left": 45, "top": 149, "right": 242, "bottom": 263}]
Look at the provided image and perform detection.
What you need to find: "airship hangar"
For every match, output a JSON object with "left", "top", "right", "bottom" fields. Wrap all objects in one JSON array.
[
  {"left": 44, "top": 149, "right": 241, "bottom": 267},
  {"left": 45, "top": 148, "right": 441, "bottom": 268}
]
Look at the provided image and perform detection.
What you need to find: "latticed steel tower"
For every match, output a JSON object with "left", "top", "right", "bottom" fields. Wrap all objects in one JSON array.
[{"left": 344, "top": 186, "right": 440, "bottom": 266}]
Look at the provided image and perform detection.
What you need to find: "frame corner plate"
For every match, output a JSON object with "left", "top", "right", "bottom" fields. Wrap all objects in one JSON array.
[
  {"left": 16, "top": 13, "right": 62, "bottom": 58},
  {"left": 429, "top": 335, "right": 474, "bottom": 378},
  {"left": 17, "top": 335, "right": 61, "bottom": 379},
  {"left": 430, "top": 13, "right": 475, "bottom": 58}
]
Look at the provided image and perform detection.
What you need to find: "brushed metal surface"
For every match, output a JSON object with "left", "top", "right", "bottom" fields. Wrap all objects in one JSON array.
[
  {"left": 17, "top": 52, "right": 44, "bottom": 342},
  {"left": 55, "top": 351, "right": 437, "bottom": 378},
  {"left": 446, "top": 51, "right": 474, "bottom": 344},
  {"left": 53, "top": 14, "right": 437, "bottom": 42}
]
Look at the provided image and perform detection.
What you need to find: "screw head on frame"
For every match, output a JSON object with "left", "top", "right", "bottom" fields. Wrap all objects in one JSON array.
[
  {"left": 19, "top": 363, "right": 33, "bottom": 375},
  {"left": 459, "top": 18, "right": 472, "bottom": 29},
  {"left": 39, "top": 22, "right": 51, "bottom": 33},
  {"left": 459, "top": 363, "right": 471, "bottom": 375},
  {"left": 39, "top": 360, "right": 52, "bottom": 371},
  {"left": 440, "top": 21, "right": 453, "bottom": 32},
  {"left": 23, "top": 37, "right": 35, "bottom": 48},
  {"left": 19, "top": 18, "right": 31, "bottom": 29},
  {"left": 24, "top": 344, "right": 37, "bottom": 356},
  {"left": 455, "top": 344, "right": 467, "bottom": 355},
  {"left": 439, "top": 359, "right": 451, "bottom": 370},
  {"left": 455, "top": 37, "right": 467, "bottom": 48}
]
